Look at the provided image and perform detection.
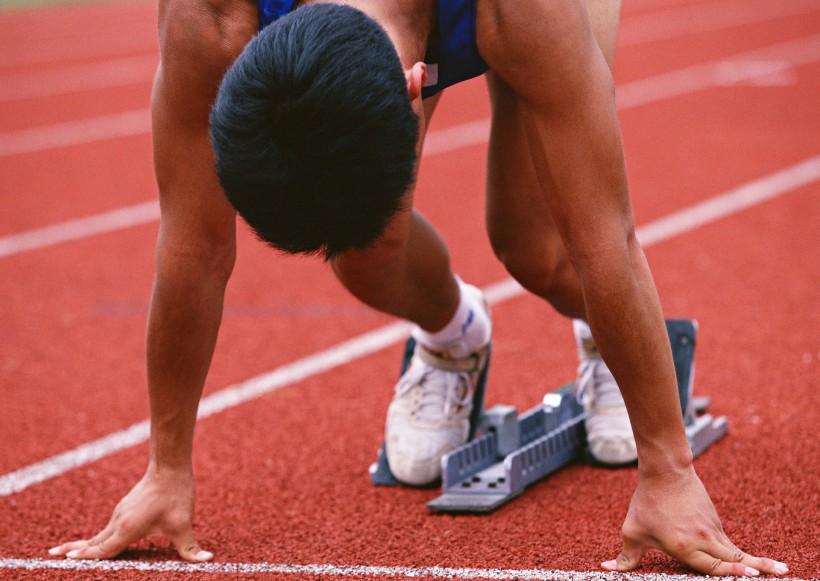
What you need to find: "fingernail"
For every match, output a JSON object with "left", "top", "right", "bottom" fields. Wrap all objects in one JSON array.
[
  {"left": 601, "top": 560, "right": 618, "bottom": 571},
  {"left": 48, "top": 548, "right": 60, "bottom": 556},
  {"left": 66, "top": 550, "right": 79, "bottom": 559},
  {"left": 195, "top": 550, "right": 213, "bottom": 561},
  {"left": 744, "top": 567, "right": 760, "bottom": 577},
  {"left": 774, "top": 563, "right": 789, "bottom": 575}
]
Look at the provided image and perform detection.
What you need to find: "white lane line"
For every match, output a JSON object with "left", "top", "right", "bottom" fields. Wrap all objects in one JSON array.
[
  {"left": 622, "top": 0, "right": 698, "bottom": 13},
  {"left": 0, "top": 29, "right": 157, "bottom": 69},
  {"left": 1, "top": 32, "right": 817, "bottom": 262},
  {"left": 0, "top": 201, "right": 160, "bottom": 259},
  {"left": 3, "top": 31, "right": 818, "bottom": 160},
  {"left": 422, "top": 118, "right": 491, "bottom": 156},
  {"left": 1, "top": 155, "right": 817, "bottom": 498},
  {"left": 615, "top": 33, "right": 820, "bottom": 108},
  {"left": 0, "top": 54, "right": 158, "bottom": 102},
  {"left": 0, "top": 109, "right": 151, "bottom": 157},
  {"left": 618, "top": 0, "right": 820, "bottom": 47},
  {"left": 0, "top": 320, "right": 403, "bottom": 497},
  {"left": 637, "top": 156, "right": 820, "bottom": 247},
  {"left": 0, "top": 557, "right": 810, "bottom": 580}
]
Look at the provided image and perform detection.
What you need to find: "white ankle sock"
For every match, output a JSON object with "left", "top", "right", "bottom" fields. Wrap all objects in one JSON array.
[
  {"left": 412, "top": 277, "right": 491, "bottom": 358},
  {"left": 573, "top": 319, "right": 600, "bottom": 360}
]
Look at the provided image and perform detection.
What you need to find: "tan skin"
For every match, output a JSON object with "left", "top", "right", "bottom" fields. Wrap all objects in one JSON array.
[{"left": 49, "top": 0, "right": 787, "bottom": 576}]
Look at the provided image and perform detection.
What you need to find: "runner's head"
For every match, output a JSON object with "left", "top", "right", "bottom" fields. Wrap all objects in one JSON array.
[{"left": 210, "top": 3, "right": 419, "bottom": 259}]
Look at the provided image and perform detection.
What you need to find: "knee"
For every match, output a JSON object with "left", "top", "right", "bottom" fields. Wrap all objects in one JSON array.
[
  {"left": 332, "top": 209, "right": 411, "bottom": 278},
  {"left": 489, "top": 229, "right": 574, "bottom": 302}
]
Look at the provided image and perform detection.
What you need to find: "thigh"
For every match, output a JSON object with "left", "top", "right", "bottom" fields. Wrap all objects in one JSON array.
[
  {"left": 484, "top": 0, "right": 621, "bottom": 258},
  {"left": 485, "top": 72, "right": 564, "bottom": 265}
]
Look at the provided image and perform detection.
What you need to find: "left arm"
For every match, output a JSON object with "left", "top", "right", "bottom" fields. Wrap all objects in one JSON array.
[
  {"left": 474, "top": 0, "right": 785, "bottom": 575},
  {"left": 478, "top": 0, "right": 690, "bottom": 480}
]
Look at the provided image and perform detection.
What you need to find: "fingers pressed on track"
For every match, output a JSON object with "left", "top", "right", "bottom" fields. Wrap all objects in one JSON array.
[
  {"left": 64, "top": 528, "right": 133, "bottom": 560},
  {"left": 48, "top": 539, "right": 89, "bottom": 556},
  {"left": 48, "top": 517, "right": 128, "bottom": 560},
  {"left": 169, "top": 523, "right": 212, "bottom": 562},
  {"left": 601, "top": 532, "right": 651, "bottom": 572},
  {"left": 685, "top": 549, "right": 764, "bottom": 577},
  {"left": 706, "top": 534, "right": 790, "bottom": 577}
]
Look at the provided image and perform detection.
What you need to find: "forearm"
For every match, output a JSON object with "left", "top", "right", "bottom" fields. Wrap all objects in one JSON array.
[
  {"left": 146, "top": 234, "right": 233, "bottom": 471},
  {"left": 534, "top": 114, "right": 693, "bottom": 472},
  {"left": 518, "top": 73, "right": 691, "bottom": 473},
  {"left": 578, "top": 234, "right": 693, "bottom": 474}
]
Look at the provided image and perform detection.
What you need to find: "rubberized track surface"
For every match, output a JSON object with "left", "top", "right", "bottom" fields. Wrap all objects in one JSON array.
[{"left": 0, "top": 0, "right": 818, "bottom": 579}]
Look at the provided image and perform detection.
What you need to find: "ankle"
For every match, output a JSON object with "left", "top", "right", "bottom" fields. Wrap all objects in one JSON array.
[{"left": 413, "top": 277, "right": 491, "bottom": 358}]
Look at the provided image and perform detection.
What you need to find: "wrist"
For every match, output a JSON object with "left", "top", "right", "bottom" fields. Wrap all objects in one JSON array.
[
  {"left": 148, "top": 409, "right": 198, "bottom": 469},
  {"left": 637, "top": 442, "right": 694, "bottom": 479},
  {"left": 145, "top": 457, "right": 195, "bottom": 484},
  {"left": 148, "top": 433, "right": 195, "bottom": 475}
]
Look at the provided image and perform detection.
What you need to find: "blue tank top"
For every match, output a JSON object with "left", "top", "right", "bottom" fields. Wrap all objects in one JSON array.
[{"left": 256, "top": 0, "right": 488, "bottom": 98}]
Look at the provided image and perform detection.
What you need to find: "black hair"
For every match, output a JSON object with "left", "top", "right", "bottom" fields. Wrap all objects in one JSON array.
[{"left": 210, "top": 3, "right": 419, "bottom": 259}]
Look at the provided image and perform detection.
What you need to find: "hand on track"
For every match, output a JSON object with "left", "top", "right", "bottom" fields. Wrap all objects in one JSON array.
[
  {"left": 602, "top": 464, "right": 788, "bottom": 577},
  {"left": 48, "top": 467, "right": 211, "bottom": 562}
]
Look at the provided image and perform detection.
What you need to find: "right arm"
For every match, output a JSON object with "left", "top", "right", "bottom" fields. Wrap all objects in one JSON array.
[{"left": 48, "top": 0, "right": 258, "bottom": 561}]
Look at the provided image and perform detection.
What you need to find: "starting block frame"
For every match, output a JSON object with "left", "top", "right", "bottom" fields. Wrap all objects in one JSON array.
[{"left": 371, "top": 319, "right": 729, "bottom": 514}]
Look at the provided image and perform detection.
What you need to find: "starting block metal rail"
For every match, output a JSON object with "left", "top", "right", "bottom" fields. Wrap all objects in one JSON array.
[{"left": 371, "top": 319, "right": 729, "bottom": 514}]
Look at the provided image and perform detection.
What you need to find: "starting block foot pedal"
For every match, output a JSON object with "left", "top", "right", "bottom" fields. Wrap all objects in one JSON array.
[
  {"left": 369, "top": 337, "right": 491, "bottom": 487},
  {"left": 427, "top": 319, "right": 729, "bottom": 513}
]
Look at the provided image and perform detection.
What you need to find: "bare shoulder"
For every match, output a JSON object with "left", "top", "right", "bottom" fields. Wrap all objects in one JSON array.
[{"left": 475, "top": 0, "right": 609, "bottom": 108}]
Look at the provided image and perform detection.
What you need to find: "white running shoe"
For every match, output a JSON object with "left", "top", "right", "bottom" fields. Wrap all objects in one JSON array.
[
  {"left": 574, "top": 321, "right": 637, "bottom": 465},
  {"left": 385, "top": 342, "right": 490, "bottom": 485}
]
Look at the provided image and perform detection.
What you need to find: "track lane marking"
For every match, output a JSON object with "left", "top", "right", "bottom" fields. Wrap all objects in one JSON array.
[
  {"left": 0, "top": 30, "right": 157, "bottom": 69},
  {"left": 618, "top": 0, "right": 820, "bottom": 47},
  {"left": 636, "top": 157, "right": 820, "bottom": 246},
  {"left": 0, "top": 108, "right": 151, "bottom": 158},
  {"left": 615, "top": 33, "right": 820, "bottom": 108},
  {"left": 0, "top": 201, "right": 160, "bottom": 259},
  {"left": 0, "top": 557, "right": 811, "bottom": 580},
  {"left": 0, "top": 54, "right": 158, "bottom": 102},
  {"left": 1, "top": 155, "right": 817, "bottom": 497},
  {"left": 1, "top": 31, "right": 818, "bottom": 262}
]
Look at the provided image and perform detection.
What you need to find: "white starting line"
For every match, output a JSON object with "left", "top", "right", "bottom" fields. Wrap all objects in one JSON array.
[{"left": 0, "top": 557, "right": 810, "bottom": 580}]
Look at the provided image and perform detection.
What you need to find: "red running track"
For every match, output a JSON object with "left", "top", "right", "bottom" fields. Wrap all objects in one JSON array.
[{"left": 0, "top": 0, "right": 818, "bottom": 579}]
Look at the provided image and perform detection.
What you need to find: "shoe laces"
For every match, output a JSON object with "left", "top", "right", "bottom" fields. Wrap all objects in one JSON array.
[
  {"left": 576, "top": 357, "right": 623, "bottom": 411},
  {"left": 395, "top": 362, "right": 473, "bottom": 422}
]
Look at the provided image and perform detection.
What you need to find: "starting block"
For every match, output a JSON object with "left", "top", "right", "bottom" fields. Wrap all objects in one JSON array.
[{"left": 370, "top": 319, "right": 729, "bottom": 514}]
